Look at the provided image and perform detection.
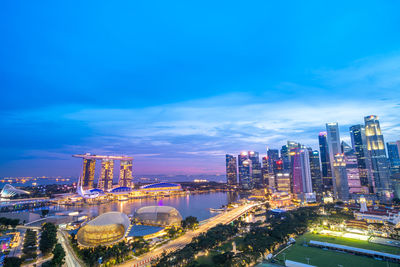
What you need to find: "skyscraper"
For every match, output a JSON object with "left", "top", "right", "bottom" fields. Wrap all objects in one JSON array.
[
  {"left": 387, "top": 142, "right": 400, "bottom": 175},
  {"left": 364, "top": 115, "right": 392, "bottom": 201},
  {"left": 332, "top": 154, "right": 350, "bottom": 201},
  {"left": 308, "top": 148, "right": 323, "bottom": 194},
  {"left": 350, "top": 124, "right": 374, "bottom": 193},
  {"left": 344, "top": 150, "right": 363, "bottom": 194},
  {"left": 248, "top": 151, "right": 262, "bottom": 188},
  {"left": 81, "top": 158, "right": 96, "bottom": 190},
  {"left": 280, "top": 145, "right": 290, "bottom": 171},
  {"left": 226, "top": 154, "right": 238, "bottom": 185},
  {"left": 274, "top": 160, "right": 291, "bottom": 193},
  {"left": 326, "top": 122, "right": 342, "bottom": 195},
  {"left": 291, "top": 147, "right": 313, "bottom": 197},
  {"left": 119, "top": 160, "right": 133, "bottom": 188},
  {"left": 319, "top": 132, "right": 333, "bottom": 192},
  {"left": 238, "top": 152, "right": 253, "bottom": 190},
  {"left": 262, "top": 156, "right": 274, "bottom": 188},
  {"left": 267, "top": 149, "right": 280, "bottom": 173},
  {"left": 98, "top": 159, "right": 114, "bottom": 191}
]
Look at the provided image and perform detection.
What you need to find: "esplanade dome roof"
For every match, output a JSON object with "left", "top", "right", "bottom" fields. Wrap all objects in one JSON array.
[
  {"left": 77, "top": 212, "right": 130, "bottom": 247},
  {"left": 135, "top": 206, "right": 182, "bottom": 226}
]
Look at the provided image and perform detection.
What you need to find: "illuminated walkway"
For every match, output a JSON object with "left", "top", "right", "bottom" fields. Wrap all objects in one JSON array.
[{"left": 118, "top": 203, "right": 258, "bottom": 267}]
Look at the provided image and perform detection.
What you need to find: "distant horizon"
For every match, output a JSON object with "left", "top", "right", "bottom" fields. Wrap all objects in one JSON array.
[{"left": 1, "top": 1, "right": 400, "bottom": 177}]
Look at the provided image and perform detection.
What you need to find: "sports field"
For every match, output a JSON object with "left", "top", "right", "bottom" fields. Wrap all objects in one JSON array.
[{"left": 274, "top": 233, "right": 400, "bottom": 267}]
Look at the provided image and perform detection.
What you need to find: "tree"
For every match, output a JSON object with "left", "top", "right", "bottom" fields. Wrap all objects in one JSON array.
[
  {"left": 51, "top": 243, "right": 66, "bottom": 267},
  {"left": 39, "top": 223, "right": 57, "bottom": 255},
  {"left": 41, "top": 209, "right": 49, "bottom": 217},
  {"left": 4, "top": 257, "right": 22, "bottom": 267},
  {"left": 181, "top": 216, "right": 199, "bottom": 230}
]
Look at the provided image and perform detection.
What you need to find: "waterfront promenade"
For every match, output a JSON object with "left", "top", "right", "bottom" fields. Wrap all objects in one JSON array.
[{"left": 118, "top": 202, "right": 258, "bottom": 267}]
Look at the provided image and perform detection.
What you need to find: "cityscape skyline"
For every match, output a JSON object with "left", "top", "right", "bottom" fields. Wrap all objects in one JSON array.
[{"left": 1, "top": 1, "right": 400, "bottom": 177}]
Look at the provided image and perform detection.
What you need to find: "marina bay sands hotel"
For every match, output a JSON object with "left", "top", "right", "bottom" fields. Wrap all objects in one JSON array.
[{"left": 73, "top": 154, "right": 133, "bottom": 191}]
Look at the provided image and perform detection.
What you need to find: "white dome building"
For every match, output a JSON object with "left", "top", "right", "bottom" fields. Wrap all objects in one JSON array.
[
  {"left": 135, "top": 206, "right": 182, "bottom": 226},
  {"left": 77, "top": 212, "right": 130, "bottom": 247}
]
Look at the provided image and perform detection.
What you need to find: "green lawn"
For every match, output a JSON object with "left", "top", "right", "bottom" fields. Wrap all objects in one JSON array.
[
  {"left": 300, "top": 232, "right": 400, "bottom": 255},
  {"left": 275, "top": 244, "right": 400, "bottom": 267},
  {"left": 273, "top": 233, "right": 400, "bottom": 267}
]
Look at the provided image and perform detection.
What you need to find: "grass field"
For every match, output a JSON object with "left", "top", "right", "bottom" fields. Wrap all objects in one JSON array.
[
  {"left": 273, "top": 233, "right": 400, "bottom": 267},
  {"left": 300, "top": 232, "right": 400, "bottom": 254}
]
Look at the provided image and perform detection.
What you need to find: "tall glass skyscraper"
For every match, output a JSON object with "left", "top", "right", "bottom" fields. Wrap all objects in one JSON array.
[
  {"left": 225, "top": 154, "right": 238, "bottom": 185},
  {"left": 387, "top": 141, "right": 400, "bottom": 175},
  {"left": 319, "top": 132, "right": 333, "bottom": 192},
  {"left": 326, "top": 122, "right": 342, "bottom": 196},
  {"left": 238, "top": 152, "right": 253, "bottom": 190},
  {"left": 350, "top": 124, "right": 374, "bottom": 193},
  {"left": 280, "top": 145, "right": 290, "bottom": 171},
  {"left": 290, "top": 146, "right": 312, "bottom": 196},
  {"left": 267, "top": 149, "right": 280, "bottom": 173},
  {"left": 308, "top": 148, "right": 323, "bottom": 194},
  {"left": 364, "top": 115, "right": 392, "bottom": 201},
  {"left": 249, "top": 151, "right": 262, "bottom": 187},
  {"left": 332, "top": 154, "right": 350, "bottom": 201}
]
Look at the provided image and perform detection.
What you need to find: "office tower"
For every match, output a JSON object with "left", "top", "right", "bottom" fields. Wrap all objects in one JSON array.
[
  {"left": 387, "top": 142, "right": 400, "bottom": 175},
  {"left": 326, "top": 123, "right": 342, "bottom": 195},
  {"left": 344, "top": 150, "right": 363, "bottom": 194},
  {"left": 291, "top": 147, "right": 313, "bottom": 196},
  {"left": 119, "top": 160, "right": 133, "bottom": 188},
  {"left": 226, "top": 154, "right": 238, "bottom": 185},
  {"left": 280, "top": 145, "right": 290, "bottom": 171},
  {"left": 267, "top": 149, "right": 280, "bottom": 173},
  {"left": 98, "top": 159, "right": 114, "bottom": 191},
  {"left": 238, "top": 152, "right": 253, "bottom": 190},
  {"left": 274, "top": 160, "right": 291, "bottom": 192},
  {"left": 319, "top": 132, "right": 333, "bottom": 192},
  {"left": 350, "top": 124, "right": 374, "bottom": 193},
  {"left": 249, "top": 151, "right": 262, "bottom": 187},
  {"left": 341, "top": 141, "right": 352, "bottom": 154},
  {"left": 333, "top": 154, "right": 350, "bottom": 200},
  {"left": 262, "top": 156, "right": 274, "bottom": 188},
  {"left": 81, "top": 158, "right": 96, "bottom": 190},
  {"left": 308, "top": 148, "right": 323, "bottom": 194},
  {"left": 364, "top": 115, "right": 392, "bottom": 201}
]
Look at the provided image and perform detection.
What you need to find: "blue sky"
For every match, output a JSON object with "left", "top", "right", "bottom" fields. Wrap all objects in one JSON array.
[{"left": 1, "top": 1, "right": 400, "bottom": 177}]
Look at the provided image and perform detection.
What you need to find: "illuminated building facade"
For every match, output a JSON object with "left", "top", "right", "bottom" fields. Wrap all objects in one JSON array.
[
  {"left": 319, "top": 132, "right": 333, "bottom": 192},
  {"left": 98, "top": 159, "right": 114, "bottom": 191},
  {"left": 274, "top": 160, "right": 291, "bottom": 193},
  {"left": 119, "top": 160, "right": 133, "bottom": 187},
  {"left": 262, "top": 156, "right": 274, "bottom": 188},
  {"left": 73, "top": 154, "right": 134, "bottom": 192},
  {"left": 344, "top": 150, "right": 363, "bottom": 194},
  {"left": 248, "top": 151, "right": 262, "bottom": 187},
  {"left": 81, "top": 159, "right": 96, "bottom": 190},
  {"left": 387, "top": 141, "right": 400, "bottom": 175},
  {"left": 364, "top": 115, "right": 392, "bottom": 201},
  {"left": 267, "top": 149, "right": 280, "bottom": 173},
  {"left": 333, "top": 153, "right": 350, "bottom": 200},
  {"left": 238, "top": 152, "right": 253, "bottom": 190},
  {"left": 290, "top": 147, "right": 313, "bottom": 197},
  {"left": 280, "top": 145, "right": 290, "bottom": 171},
  {"left": 226, "top": 154, "right": 238, "bottom": 185},
  {"left": 326, "top": 122, "right": 342, "bottom": 195},
  {"left": 350, "top": 124, "right": 374, "bottom": 193},
  {"left": 308, "top": 148, "right": 323, "bottom": 194}
]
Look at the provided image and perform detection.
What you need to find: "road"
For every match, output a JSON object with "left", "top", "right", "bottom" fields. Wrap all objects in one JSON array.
[
  {"left": 58, "top": 230, "right": 84, "bottom": 267},
  {"left": 118, "top": 203, "right": 258, "bottom": 267}
]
